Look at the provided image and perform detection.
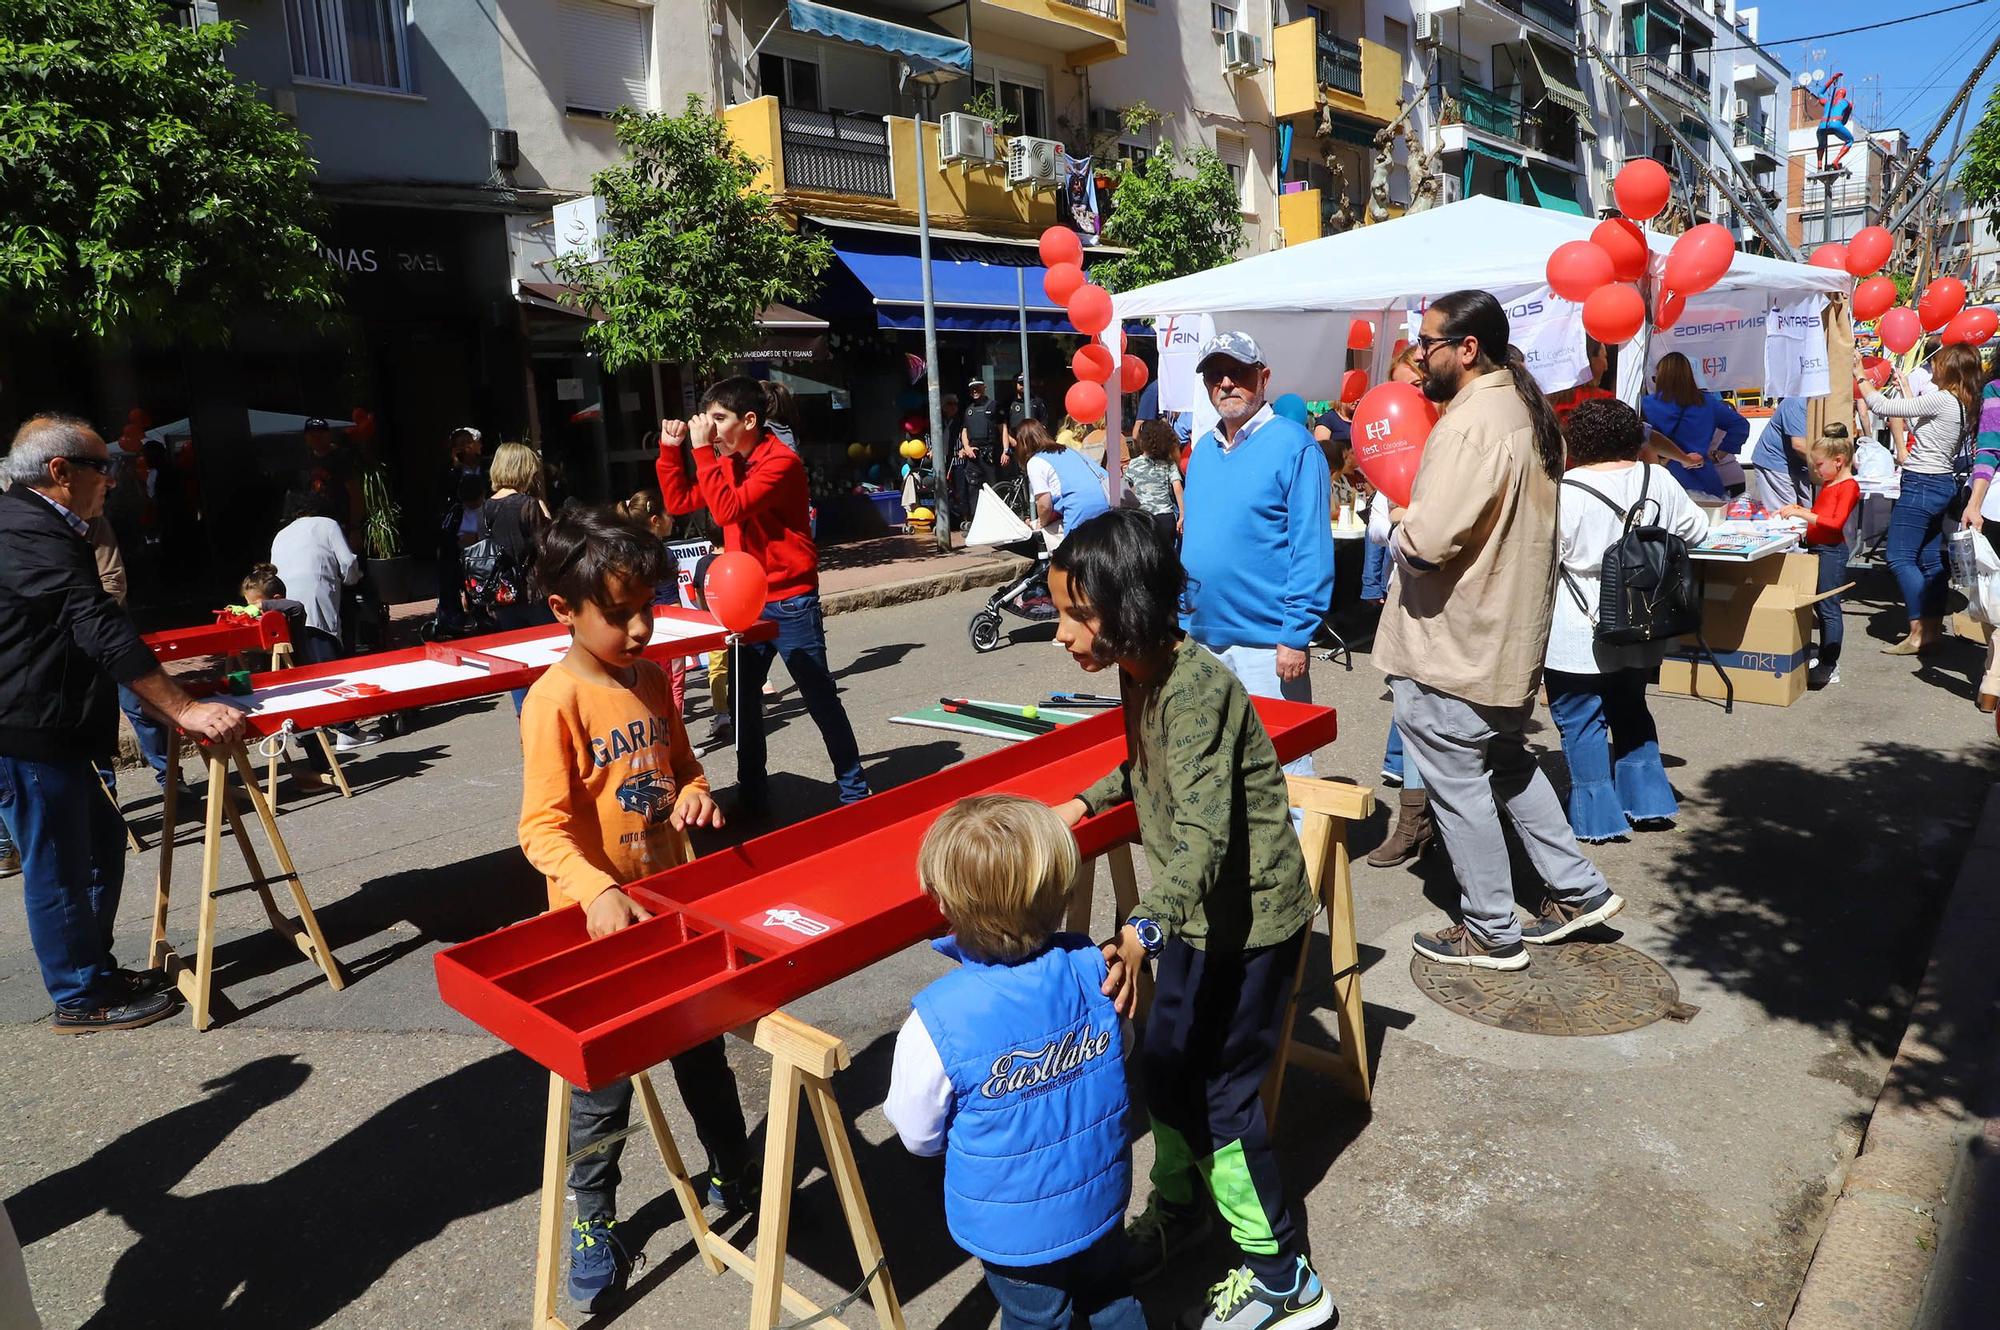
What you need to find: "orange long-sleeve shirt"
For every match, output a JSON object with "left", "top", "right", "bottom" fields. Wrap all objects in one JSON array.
[{"left": 519, "top": 657, "right": 707, "bottom": 912}]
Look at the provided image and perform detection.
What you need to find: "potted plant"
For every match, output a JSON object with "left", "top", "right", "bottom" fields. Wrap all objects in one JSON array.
[{"left": 360, "top": 466, "right": 420, "bottom": 604}]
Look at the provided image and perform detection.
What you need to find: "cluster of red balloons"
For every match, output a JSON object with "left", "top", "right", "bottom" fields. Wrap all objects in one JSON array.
[
  {"left": 1543, "top": 161, "right": 1740, "bottom": 343},
  {"left": 1835, "top": 227, "right": 1991, "bottom": 355},
  {"left": 1041, "top": 226, "right": 1146, "bottom": 426}
]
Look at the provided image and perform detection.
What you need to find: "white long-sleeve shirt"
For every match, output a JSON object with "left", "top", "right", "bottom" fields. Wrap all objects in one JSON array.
[
  {"left": 882, "top": 1010, "right": 952, "bottom": 1157},
  {"left": 270, "top": 515, "right": 361, "bottom": 636},
  {"left": 1546, "top": 462, "right": 1709, "bottom": 676}
]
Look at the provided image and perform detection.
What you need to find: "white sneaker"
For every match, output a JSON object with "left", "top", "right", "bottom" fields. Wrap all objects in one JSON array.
[{"left": 333, "top": 728, "right": 382, "bottom": 752}]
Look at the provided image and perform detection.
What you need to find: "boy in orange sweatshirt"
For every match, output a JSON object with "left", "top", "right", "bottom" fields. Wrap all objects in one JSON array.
[{"left": 517, "top": 504, "right": 752, "bottom": 1313}]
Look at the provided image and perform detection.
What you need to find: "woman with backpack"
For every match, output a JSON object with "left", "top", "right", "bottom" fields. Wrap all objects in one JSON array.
[
  {"left": 1545, "top": 399, "right": 1709, "bottom": 843},
  {"left": 479, "top": 442, "right": 554, "bottom": 711},
  {"left": 1862, "top": 343, "right": 1982, "bottom": 657}
]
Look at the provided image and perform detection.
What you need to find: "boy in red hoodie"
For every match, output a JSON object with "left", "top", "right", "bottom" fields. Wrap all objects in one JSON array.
[{"left": 658, "top": 378, "right": 870, "bottom": 814}]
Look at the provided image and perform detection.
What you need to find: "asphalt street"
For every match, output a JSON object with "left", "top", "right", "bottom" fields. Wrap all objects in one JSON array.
[{"left": 3, "top": 564, "right": 1997, "bottom": 1329}]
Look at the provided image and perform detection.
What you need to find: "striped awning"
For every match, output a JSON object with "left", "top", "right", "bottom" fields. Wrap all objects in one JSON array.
[{"left": 1527, "top": 39, "right": 1592, "bottom": 120}]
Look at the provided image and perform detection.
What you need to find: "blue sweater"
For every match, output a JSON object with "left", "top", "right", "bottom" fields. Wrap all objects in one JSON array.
[
  {"left": 1179, "top": 409, "right": 1334, "bottom": 650},
  {"left": 1641, "top": 391, "right": 1749, "bottom": 498}
]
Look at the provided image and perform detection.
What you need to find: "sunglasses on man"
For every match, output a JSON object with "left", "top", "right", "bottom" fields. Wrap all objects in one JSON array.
[
  {"left": 61, "top": 455, "right": 115, "bottom": 474},
  {"left": 1200, "top": 363, "right": 1262, "bottom": 386}
]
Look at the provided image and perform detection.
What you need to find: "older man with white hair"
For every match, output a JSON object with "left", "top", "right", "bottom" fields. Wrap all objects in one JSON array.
[{"left": 0, "top": 414, "right": 248, "bottom": 1032}]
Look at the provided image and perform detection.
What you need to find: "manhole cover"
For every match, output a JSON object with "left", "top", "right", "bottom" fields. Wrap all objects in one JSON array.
[{"left": 1410, "top": 940, "right": 1680, "bottom": 1036}]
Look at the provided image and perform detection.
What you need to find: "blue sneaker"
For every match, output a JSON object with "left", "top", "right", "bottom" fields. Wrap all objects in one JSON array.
[
  {"left": 1182, "top": 1257, "right": 1337, "bottom": 1329},
  {"left": 567, "top": 1217, "right": 630, "bottom": 1307},
  {"left": 705, "top": 1168, "right": 758, "bottom": 1212}
]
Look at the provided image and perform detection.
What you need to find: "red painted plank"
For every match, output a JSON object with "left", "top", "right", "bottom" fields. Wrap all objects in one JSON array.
[
  {"left": 143, "top": 610, "right": 290, "bottom": 662},
  {"left": 435, "top": 697, "right": 1339, "bottom": 1089}
]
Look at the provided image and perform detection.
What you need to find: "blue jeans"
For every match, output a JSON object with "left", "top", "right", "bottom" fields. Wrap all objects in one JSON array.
[
  {"left": 1813, "top": 541, "right": 1848, "bottom": 652},
  {"left": 1361, "top": 540, "right": 1391, "bottom": 601},
  {"left": 731, "top": 593, "right": 869, "bottom": 805},
  {"left": 1208, "top": 643, "right": 1315, "bottom": 832},
  {"left": 495, "top": 600, "right": 558, "bottom": 714},
  {"left": 1887, "top": 471, "right": 1958, "bottom": 622},
  {"left": 981, "top": 1231, "right": 1147, "bottom": 1330},
  {"left": 0, "top": 754, "right": 129, "bottom": 1008},
  {"left": 1544, "top": 668, "right": 1678, "bottom": 842},
  {"left": 1382, "top": 721, "right": 1425, "bottom": 792}
]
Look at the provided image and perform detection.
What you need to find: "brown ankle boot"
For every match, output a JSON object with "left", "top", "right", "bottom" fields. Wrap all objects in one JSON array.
[{"left": 1368, "top": 788, "right": 1433, "bottom": 868}]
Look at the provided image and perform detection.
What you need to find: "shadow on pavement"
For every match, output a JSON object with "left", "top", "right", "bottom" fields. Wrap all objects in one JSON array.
[{"left": 7, "top": 1050, "right": 545, "bottom": 1329}]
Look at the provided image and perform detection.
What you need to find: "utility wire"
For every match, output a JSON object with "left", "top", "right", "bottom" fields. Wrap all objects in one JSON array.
[{"left": 1706, "top": 0, "right": 1993, "bottom": 57}]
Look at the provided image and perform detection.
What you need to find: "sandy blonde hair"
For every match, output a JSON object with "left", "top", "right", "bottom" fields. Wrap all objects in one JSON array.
[
  {"left": 488, "top": 441, "right": 545, "bottom": 498},
  {"left": 1810, "top": 422, "right": 1854, "bottom": 465},
  {"left": 917, "top": 795, "right": 1078, "bottom": 962}
]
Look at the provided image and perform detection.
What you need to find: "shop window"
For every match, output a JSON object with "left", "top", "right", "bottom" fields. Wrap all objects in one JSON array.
[
  {"left": 758, "top": 52, "right": 821, "bottom": 110},
  {"left": 562, "top": 0, "right": 653, "bottom": 116},
  {"left": 285, "top": 0, "right": 412, "bottom": 92}
]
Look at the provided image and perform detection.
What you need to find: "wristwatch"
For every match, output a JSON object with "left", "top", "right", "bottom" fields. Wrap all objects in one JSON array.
[{"left": 1128, "top": 917, "right": 1166, "bottom": 958}]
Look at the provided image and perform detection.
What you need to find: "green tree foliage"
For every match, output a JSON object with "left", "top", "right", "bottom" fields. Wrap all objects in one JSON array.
[
  {"left": 1959, "top": 80, "right": 2000, "bottom": 241},
  {"left": 553, "top": 97, "right": 832, "bottom": 374},
  {"left": 1094, "top": 141, "right": 1244, "bottom": 293},
  {"left": 0, "top": 0, "right": 335, "bottom": 340}
]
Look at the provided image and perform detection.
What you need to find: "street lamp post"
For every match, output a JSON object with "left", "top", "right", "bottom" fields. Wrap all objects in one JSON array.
[{"left": 900, "top": 56, "right": 963, "bottom": 553}]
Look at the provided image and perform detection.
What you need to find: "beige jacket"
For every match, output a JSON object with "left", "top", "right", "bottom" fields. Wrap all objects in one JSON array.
[
  {"left": 87, "top": 517, "right": 129, "bottom": 607},
  {"left": 1374, "top": 369, "right": 1559, "bottom": 709}
]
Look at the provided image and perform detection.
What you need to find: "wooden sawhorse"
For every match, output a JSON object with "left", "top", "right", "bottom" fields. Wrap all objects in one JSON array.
[
  {"left": 148, "top": 732, "right": 347, "bottom": 1029},
  {"left": 261, "top": 639, "right": 353, "bottom": 809},
  {"left": 1065, "top": 776, "right": 1376, "bottom": 1124},
  {"left": 532, "top": 1012, "right": 906, "bottom": 1330}
]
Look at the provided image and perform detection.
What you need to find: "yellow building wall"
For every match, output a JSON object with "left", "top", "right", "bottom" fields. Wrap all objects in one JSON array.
[
  {"left": 722, "top": 97, "right": 783, "bottom": 194},
  {"left": 981, "top": 0, "right": 1125, "bottom": 62},
  {"left": 1279, "top": 188, "right": 1322, "bottom": 245},
  {"left": 1273, "top": 21, "right": 1403, "bottom": 127}
]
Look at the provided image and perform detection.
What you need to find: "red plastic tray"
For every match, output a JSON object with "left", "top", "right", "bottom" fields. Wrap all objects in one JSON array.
[{"left": 435, "top": 697, "right": 1339, "bottom": 1089}]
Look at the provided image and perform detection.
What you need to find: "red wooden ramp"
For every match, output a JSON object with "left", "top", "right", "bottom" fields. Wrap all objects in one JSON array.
[{"left": 435, "top": 698, "right": 1338, "bottom": 1089}]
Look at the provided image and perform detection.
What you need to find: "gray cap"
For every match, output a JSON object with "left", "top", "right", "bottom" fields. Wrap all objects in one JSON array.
[{"left": 1195, "top": 331, "right": 1264, "bottom": 372}]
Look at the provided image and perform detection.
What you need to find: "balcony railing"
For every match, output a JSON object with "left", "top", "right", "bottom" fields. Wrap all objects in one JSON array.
[
  {"left": 1055, "top": 0, "right": 1119, "bottom": 15},
  {"left": 1734, "top": 119, "right": 1778, "bottom": 156},
  {"left": 1458, "top": 81, "right": 1519, "bottom": 138},
  {"left": 1452, "top": 82, "right": 1579, "bottom": 161},
  {"left": 1317, "top": 30, "right": 1363, "bottom": 96},
  {"left": 779, "top": 107, "right": 892, "bottom": 198},
  {"left": 1621, "top": 54, "right": 1709, "bottom": 109},
  {"left": 1496, "top": 0, "right": 1578, "bottom": 38}
]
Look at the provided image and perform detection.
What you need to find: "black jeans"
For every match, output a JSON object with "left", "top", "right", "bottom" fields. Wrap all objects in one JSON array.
[
  {"left": 729, "top": 592, "right": 870, "bottom": 805},
  {"left": 567, "top": 1037, "right": 749, "bottom": 1222}
]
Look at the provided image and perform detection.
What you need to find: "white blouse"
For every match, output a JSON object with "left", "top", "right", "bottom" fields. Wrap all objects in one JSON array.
[{"left": 1545, "top": 463, "right": 1710, "bottom": 676}]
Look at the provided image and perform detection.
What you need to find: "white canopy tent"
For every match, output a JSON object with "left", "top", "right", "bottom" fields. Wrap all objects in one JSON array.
[
  {"left": 145, "top": 410, "right": 352, "bottom": 443},
  {"left": 1107, "top": 195, "right": 1853, "bottom": 434}
]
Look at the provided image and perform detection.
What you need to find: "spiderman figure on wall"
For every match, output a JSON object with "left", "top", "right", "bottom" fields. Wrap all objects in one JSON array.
[{"left": 1814, "top": 70, "right": 1856, "bottom": 170}]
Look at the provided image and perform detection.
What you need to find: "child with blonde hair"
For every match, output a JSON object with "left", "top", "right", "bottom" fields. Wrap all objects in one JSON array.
[
  {"left": 884, "top": 795, "right": 1143, "bottom": 1330},
  {"left": 1777, "top": 425, "right": 1859, "bottom": 689}
]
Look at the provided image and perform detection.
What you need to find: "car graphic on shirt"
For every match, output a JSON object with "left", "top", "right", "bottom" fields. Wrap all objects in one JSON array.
[{"left": 615, "top": 769, "right": 676, "bottom": 825}]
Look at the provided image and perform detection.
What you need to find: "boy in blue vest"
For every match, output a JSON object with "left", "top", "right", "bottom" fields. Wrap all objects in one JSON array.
[{"left": 884, "top": 795, "right": 1144, "bottom": 1329}]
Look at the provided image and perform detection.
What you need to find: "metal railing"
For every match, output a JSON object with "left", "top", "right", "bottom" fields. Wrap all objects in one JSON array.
[
  {"left": 779, "top": 107, "right": 893, "bottom": 198},
  {"left": 1621, "top": 54, "right": 1709, "bottom": 109},
  {"left": 1457, "top": 80, "right": 1519, "bottom": 138},
  {"left": 1734, "top": 120, "right": 1778, "bottom": 156},
  {"left": 1497, "top": 0, "right": 1578, "bottom": 38},
  {"left": 1317, "top": 30, "right": 1363, "bottom": 96},
  {"left": 1055, "top": 0, "right": 1119, "bottom": 15},
  {"left": 1452, "top": 83, "right": 1579, "bottom": 161}
]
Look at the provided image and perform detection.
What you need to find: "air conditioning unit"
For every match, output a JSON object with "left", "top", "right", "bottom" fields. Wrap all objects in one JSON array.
[
  {"left": 1007, "top": 135, "right": 1067, "bottom": 189},
  {"left": 1733, "top": 98, "right": 1748, "bottom": 119},
  {"left": 1413, "top": 10, "right": 1440, "bottom": 47},
  {"left": 940, "top": 112, "right": 998, "bottom": 164},
  {"left": 1223, "top": 29, "right": 1263, "bottom": 74}
]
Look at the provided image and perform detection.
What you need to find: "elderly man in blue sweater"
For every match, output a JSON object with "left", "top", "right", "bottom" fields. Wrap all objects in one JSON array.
[{"left": 1179, "top": 332, "right": 1334, "bottom": 786}]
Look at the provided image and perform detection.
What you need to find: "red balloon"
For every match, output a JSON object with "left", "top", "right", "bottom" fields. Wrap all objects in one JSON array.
[
  {"left": 1592, "top": 217, "right": 1649, "bottom": 282},
  {"left": 1808, "top": 243, "right": 1848, "bottom": 270},
  {"left": 1043, "top": 262, "right": 1085, "bottom": 305},
  {"left": 1340, "top": 368, "right": 1369, "bottom": 404},
  {"left": 1845, "top": 226, "right": 1894, "bottom": 277},
  {"left": 1582, "top": 284, "right": 1646, "bottom": 344},
  {"left": 1347, "top": 319, "right": 1375, "bottom": 351},
  {"left": 703, "top": 551, "right": 768, "bottom": 634},
  {"left": 1942, "top": 310, "right": 1978, "bottom": 344},
  {"left": 1852, "top": 275, "right": 1898, "bottom": 323},
  {"left": 1067, "top": 284, "right": 1113, "bottom": 336},
  {"left": 1878, "top": 306, "right": 1923, "bottom": 355},
  {"left": 1349, "top": 381, "right": 1438, "bottom": 508},
  {"left": 1039, "top": 226, "right": 1082, "bottom": 269},
  {"left": 1118, "top": 356, "right": 1150, "bottom": 394},
  {"left": 1653, "top": 289, "right": 1687, "bottom": 332},
  {"left": 1664, "top": 223, "right": 1735, "bottom": 298},
  {"left": 1546, "top": 240, "right": 1615, "bottom": 303},
  {"left": 1859, "top": 355, "right": 1894, "bottom": 387},
  {"left": 1072, "top": 343, "right": 1114, "bottom": 383},
  {"left": 1918, "top": 276, "right": 1967, "bottom": 332},
  {"left": 1614, "top": 159, "right": 1671, "bottom": 221},
  {"left": 1065, "top": 379, "right": 1107, "bottom": 424},
  {"left": 900, "top": 414, "right": 926, "bottom": 436},
  {"left": 1960, "top": 307, "right": 1999, "bottom": 346}
]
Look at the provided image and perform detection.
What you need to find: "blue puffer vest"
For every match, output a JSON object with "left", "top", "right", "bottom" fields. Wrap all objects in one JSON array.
[
  {"left": 1041, "top": 447, "right": 1111, "bottom": 534},
  {"left": 909, "top": 934, "right": 1132, "bottom": 1267}
]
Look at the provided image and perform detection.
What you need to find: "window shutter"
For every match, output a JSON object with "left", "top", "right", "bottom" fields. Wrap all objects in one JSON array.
[
  {"left": 1216, "top": 133, "right": 1250, "bottom": 210},
  {"left": 563, "top": 0, "right": 651, "bottom": 115}
]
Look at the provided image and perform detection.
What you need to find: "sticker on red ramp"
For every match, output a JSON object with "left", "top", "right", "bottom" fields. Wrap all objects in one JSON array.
[{"left": 741, "top": 904, "right": 842, "bottom": 941}]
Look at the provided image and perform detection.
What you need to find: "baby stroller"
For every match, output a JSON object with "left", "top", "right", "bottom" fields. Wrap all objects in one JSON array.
[{"left": 968, "top": 534, "right": 1055, "bottom": 652}]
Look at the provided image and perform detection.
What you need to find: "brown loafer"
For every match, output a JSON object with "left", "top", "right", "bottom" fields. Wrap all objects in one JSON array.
[{"left": 1978, "top": 693, "right": 1999, "bottom": 714}]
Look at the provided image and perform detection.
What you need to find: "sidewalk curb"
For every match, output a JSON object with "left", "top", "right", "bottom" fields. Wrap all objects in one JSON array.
[
  {"left": 1786, "top": 783, "right": 2000, "bottom": 1329},
  {"left": 820, "top": 554, "right": 1030, "bottom": 617}
]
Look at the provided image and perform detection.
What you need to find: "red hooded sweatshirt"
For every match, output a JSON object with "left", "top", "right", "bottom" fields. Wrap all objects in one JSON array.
[{"left": 657, "top": 430, "right": 818, "bottom": 603}]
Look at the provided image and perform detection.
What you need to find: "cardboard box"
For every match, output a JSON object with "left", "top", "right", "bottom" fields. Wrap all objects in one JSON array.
[
  {"left": 1953, "top": 612, "right": 1992, "bottom": 647},
  {"left": 1656, "top": 553, "right": 1840, "bottom": 708}
]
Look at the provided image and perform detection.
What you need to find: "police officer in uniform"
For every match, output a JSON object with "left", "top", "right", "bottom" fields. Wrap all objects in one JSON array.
[{"left": 955, "top": 378, "right": 1001, "bottom": 525}]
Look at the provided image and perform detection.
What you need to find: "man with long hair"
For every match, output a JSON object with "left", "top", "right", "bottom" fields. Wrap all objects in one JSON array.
[{"left": 1375, "top": 291, "right": 1624, "bottom": 969}]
